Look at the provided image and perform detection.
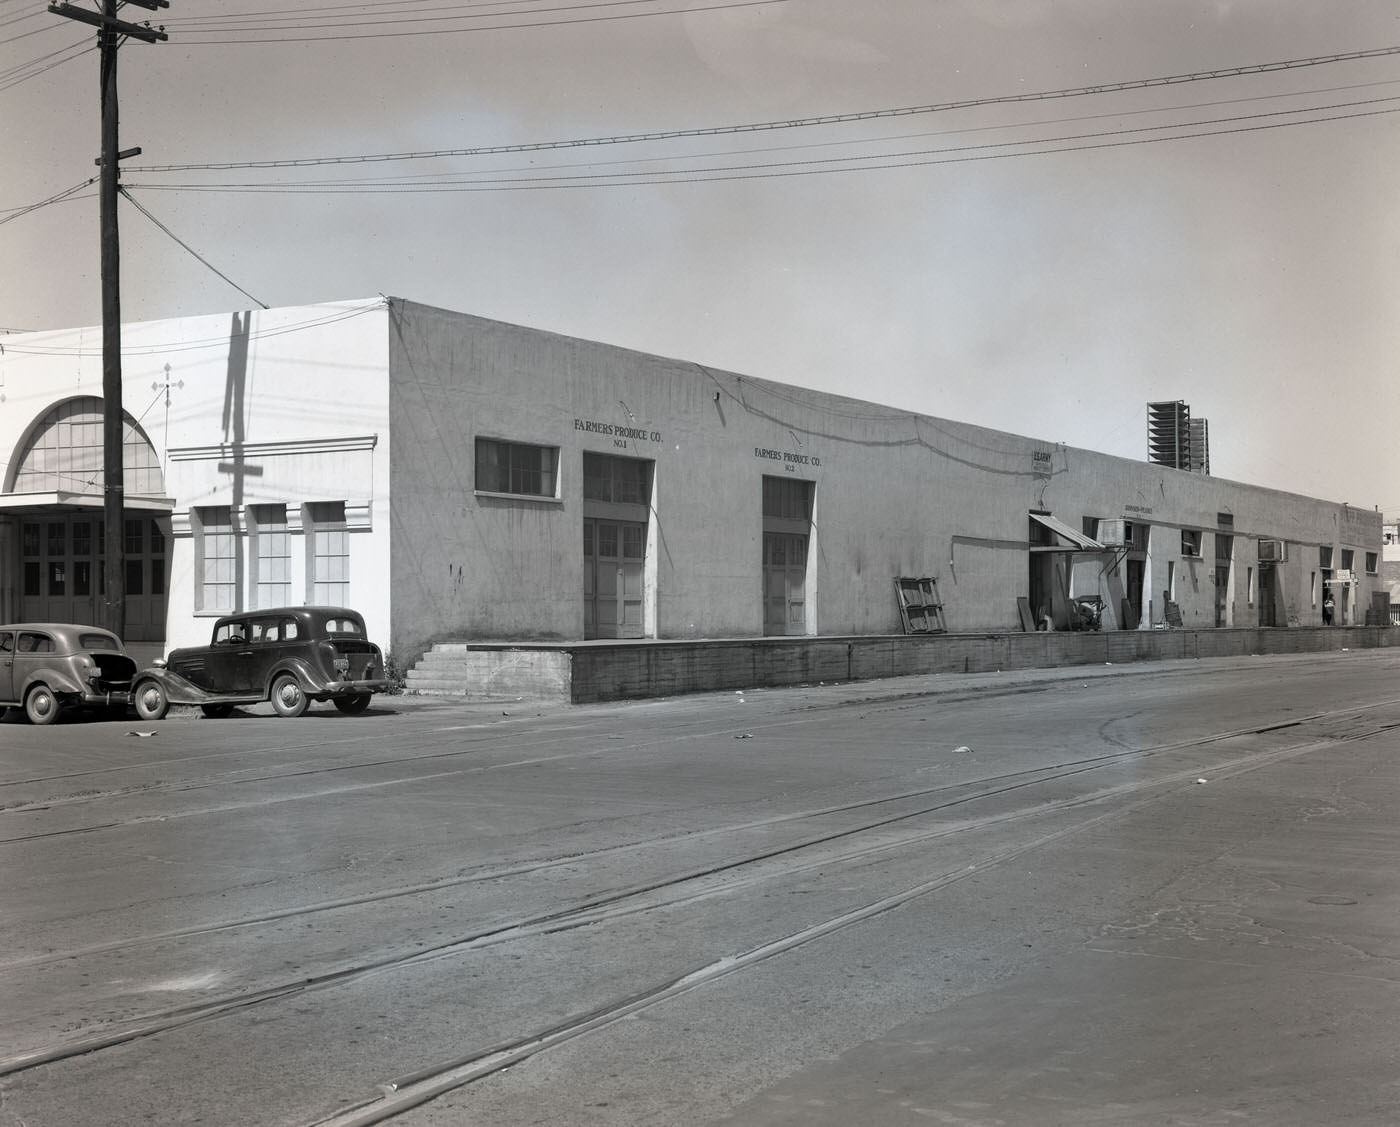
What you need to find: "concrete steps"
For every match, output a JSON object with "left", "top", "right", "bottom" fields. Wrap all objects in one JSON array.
[{"left": 404, "top": 644, "right": 571, "bottom": 700}]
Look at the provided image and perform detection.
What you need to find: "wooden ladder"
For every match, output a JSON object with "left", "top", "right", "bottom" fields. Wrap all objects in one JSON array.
[{"left": 894, "top": 577, "right": 946, "bottom": 634}]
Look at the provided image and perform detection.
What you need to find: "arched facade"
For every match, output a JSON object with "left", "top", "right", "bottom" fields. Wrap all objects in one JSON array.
[
  {"left": 2, "top": 397, "right": 171, "bottom": 641},
  {"left": 5, "top": 396, "right": 165, "bottom": 497}
]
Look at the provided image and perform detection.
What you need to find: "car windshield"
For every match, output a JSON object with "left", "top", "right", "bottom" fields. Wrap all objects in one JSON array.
[{"left": 80, "top": 632, "right": 120, "bottom": 650}]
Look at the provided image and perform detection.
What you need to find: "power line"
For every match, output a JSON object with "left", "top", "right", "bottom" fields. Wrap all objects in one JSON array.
[
  {"left": 0, "top": 1, "right": 777, "bottom": 86},
  {"left": 126, "top": 44, "right": 1400, "bottom": 172},
  {"left": 163, "top": 0, "right": 576, "bottom": 21},
  {"left": 0, "top": 38, "right": 92, "bottom": 91},
  {"left": 147, "top": 83, "right": 1400, "bottom": 188},
  {"left": 121, "top": 76, "right": 1397, "bottom": 192},
  {"left": 164, "top": 0, "right": 705, "bottom": 31},
  {"left": 154, "top": 0, "right": 788, "bottom": 43},
  {"left": 118, "top": 186, "right": 270, "bottom": 309},
  {"left": 0, "top": 6, "right": 50, "bottom": 34},
  {"left": 123, "top": 97, "right": 1400, "bottom": 195},
  {"left": 0, "top": 177, "right": 96, "bottom": 225},
  {"left": 0, "top": 299, "right": 385, "bottom": 355}
]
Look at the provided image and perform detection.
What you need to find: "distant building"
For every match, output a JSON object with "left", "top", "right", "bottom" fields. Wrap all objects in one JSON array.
[
  {"left": 1189, "top": 417, "right": 1210, "bottom": 476},
  {"left": 1383, "top": 518, "right": 1400, "bottom": 624},
  {"left": 1148, "top": 401, "right": 1209, "bottom": 474},
  {"left": 1147, "top": 400, "right": 1191, "bottom": 470}
]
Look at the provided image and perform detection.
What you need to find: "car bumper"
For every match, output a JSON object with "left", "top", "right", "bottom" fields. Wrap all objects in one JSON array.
[
  {"left": 72, "top": 688, "right": 131, "bottom": 707},
  {"left": 311, "top": 678, "right": 391, "bottom": 697}
]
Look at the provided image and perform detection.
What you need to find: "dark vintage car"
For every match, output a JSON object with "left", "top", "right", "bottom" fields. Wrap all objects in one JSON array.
[
  {"left": 0, "top": 623, "right": 136, "bottom": 725},
  {"left": 131, "top": 606, "right": 390, "bottom": 720}
]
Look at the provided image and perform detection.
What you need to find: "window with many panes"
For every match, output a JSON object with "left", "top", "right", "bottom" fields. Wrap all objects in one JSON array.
[
  {"left": 73, "top": 521, "right": 93, "bottom": 599},
  {"left": 197, "top": 506, "right": 237, "bottom": 613},
  {"left": 763, "top": 476, "right": 812, "bottom": 521},
  {"left": 124, "top": 518, "right": 145, "bottom": 596},
  {"left": 583, "top": 453, "right": 650, "bottom": 504},
  {"left": 21, "top": 523, "right": 40, "bottom": 597},
  {"left": 12, "top": 397, "right": 164, "bottom": 496},
  {"left": 251, "top": 504, "right": 292, "bottom": 608},
  {"left": 306, "top": 501, "right": 349, "bottom": 605},
  {"left": 46, "top": 523, "right": 66, "bottom": 596},
  {"left": 475, "top": 439, "right": 558, "bottom": 498},
  {"left": 151, "top": 521, "right": 166, "bottom": 596}
]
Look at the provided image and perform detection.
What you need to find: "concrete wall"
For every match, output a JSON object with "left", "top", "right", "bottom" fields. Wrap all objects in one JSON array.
[
  {"left": 438, "top": 626, "right": 1395, "bottom": 704},
  {"left": 384, "top": 298, "right": 1382, "bottom": 666},
  {"left": 582, "top": 625, "right": 1400, "bottom": 702}
]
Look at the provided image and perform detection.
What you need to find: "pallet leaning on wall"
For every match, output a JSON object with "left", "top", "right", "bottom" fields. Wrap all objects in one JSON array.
[{"left": 894, "top": 577, "right": 946, "bottom": 634}]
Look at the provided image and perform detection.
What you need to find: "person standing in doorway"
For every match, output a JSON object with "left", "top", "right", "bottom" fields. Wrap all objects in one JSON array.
[{"left": 1323, "top": 589, "right": 1335, "bottom": 625}]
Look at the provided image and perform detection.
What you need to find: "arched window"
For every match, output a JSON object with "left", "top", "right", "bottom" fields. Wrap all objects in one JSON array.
[{"left": 8, "top": 397, "right": 164, "bottom": 496}]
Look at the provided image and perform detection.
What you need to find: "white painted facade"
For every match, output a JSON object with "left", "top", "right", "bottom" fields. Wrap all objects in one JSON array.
[{"left": 0, "top": 299, "right": 392, "bottom": 655}]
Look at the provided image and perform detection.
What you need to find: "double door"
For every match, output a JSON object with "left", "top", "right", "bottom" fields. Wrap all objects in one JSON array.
[
  {"left": 19, "top": 515, "right": 167, "bottom": 640},
  {"left": 1214, "top": 534, "right": 1233, "bottom": 627},
  {"left": 584, "top": 519, "right": 645, "bottom": 639},
  {"left": 763, "top": 531, "right": 808, "bottom": 635}
]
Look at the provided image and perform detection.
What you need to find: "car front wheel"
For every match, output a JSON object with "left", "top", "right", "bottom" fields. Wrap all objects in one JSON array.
[
  {"left": 333, "top": 693, "right": 371, "bottom": 715},
  {"left": 270, "top": 674, "right": 308, "bottom": 718},
  {"left": 133, "top": 680, "right": 170, "bottom": 721},
  {"left": 24, "top": 684, "right": 61, "bottom": 726}
]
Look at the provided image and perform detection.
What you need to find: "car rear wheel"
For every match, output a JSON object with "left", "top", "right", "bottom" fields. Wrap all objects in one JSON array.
[
  {"left": 333, "top": 693, "right": 371, "bottom": 715},
  {"left": 133, "top": 680, "right": 170, "bottom": 721},
  {"left": 201, "top": 703, "right": 235, "bottom": 719},
  {"left": 24, "top": 684, "right": 61, "bottom": 726},
  {"left": 270, "top": 674, "right": 308, "bottom": 718}
]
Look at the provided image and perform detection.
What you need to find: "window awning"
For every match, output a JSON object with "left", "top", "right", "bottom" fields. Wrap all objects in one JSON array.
[{"left": 1029, "top": 511, "right": 1106, "bottom": 552}]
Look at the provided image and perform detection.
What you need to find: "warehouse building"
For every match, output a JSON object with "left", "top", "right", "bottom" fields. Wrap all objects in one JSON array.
[{"left": 0, "top": 296, "right": 1385, "bottom": 675}]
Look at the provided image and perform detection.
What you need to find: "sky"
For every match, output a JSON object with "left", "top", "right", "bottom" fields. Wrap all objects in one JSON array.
[{"left": 2, "top": 0, "right": 1398, "bottom": 510}]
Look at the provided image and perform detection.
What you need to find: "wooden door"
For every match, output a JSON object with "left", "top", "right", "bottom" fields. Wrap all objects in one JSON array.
[
  {"left": 584, "top": 519, "right": 646, "bottom": 639},
  {"left": 763, "top": 532, "right": 807, "bottom": 636}
]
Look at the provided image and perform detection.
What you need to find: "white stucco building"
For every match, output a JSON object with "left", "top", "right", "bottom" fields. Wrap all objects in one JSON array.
[{"left": 0, "top": 296, "right": 1384, "bottom": 669}]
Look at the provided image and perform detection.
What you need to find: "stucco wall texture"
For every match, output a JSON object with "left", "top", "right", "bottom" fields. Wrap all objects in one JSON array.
[
  {"left": 384, "top": 298, "right": 1380, "bottom": 666},
  {"left": 1, "top": 297, "right": 1381, "bottom": 672}
]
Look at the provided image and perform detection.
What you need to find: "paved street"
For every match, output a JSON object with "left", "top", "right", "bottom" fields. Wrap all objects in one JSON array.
[{"left": 3, "top": 651, "right": 1400, "bottom": 1126}]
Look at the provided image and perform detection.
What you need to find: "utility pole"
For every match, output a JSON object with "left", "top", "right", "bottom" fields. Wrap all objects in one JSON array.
[{"left": 49, "top": 1, "right": 167, "bottom": 638}]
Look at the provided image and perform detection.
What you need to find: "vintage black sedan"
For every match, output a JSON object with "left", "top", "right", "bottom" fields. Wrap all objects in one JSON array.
[
  {"left": 131, "top": 607, "right": 390, "bottom": 720},
  {"left": 0, "top": 623, "right": 136, "bottom": 725}
]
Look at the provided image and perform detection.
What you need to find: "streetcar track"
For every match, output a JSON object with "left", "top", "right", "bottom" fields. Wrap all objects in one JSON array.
[
  {"left": 0, "top": 702, "right": 1371, "bottom": 971},
  {"left": 309, "top": 724, "right": 1375, "bottom": 1127},
  {"left": 0, "top": 691, "right": 894, "bottom": 813},
  {"left": 0, "top": 709, "right": 629, "bottom": 804},
  {"left": 4, "top": 705, "right": 1398, "bottom": 1085},
  {"left": 0, "top": 686, "right": 1388, "bottom": 847},
  {"left": 0, "top": 751, "right": 1119, "bottom": 974}
]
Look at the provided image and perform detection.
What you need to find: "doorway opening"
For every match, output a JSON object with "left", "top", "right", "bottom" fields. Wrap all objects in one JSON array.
[
  {"left": 582, "top": 453, "right": 653, "bottom": 640},
  {"left": 762, "top": 476, "right": 814, "bottom": 636}
]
